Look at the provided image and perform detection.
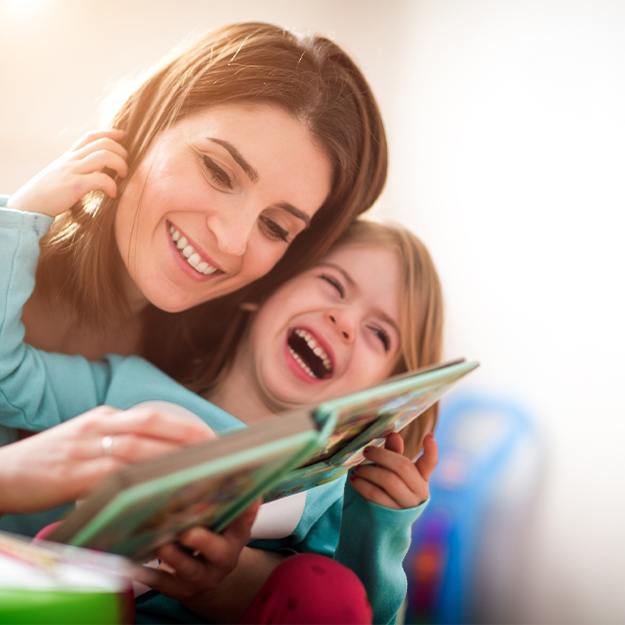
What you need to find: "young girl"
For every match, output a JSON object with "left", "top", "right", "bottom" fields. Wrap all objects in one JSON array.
[{"left": 0, "top": 207, "right": 442, "bottom": 624}]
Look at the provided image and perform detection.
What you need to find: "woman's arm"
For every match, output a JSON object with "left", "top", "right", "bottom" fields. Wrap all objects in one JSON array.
[
  {"left": 0, "top": 404, "right": 215, "bottom": 513},
  {"left": 0, "top": 205, "right": 114, "bottom": 431}
]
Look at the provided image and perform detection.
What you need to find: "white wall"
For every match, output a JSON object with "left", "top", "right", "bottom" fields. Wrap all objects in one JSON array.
[{"left": 1, "top": 1, "right": 624, "bottom": 622}]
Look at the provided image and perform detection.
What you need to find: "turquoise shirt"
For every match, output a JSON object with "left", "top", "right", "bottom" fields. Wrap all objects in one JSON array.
[{"left": 0, "top": 202, "right": 426, "bottom": 624}]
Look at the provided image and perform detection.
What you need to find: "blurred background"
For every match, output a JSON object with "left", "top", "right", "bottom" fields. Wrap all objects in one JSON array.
[{"left": 1, "top": 0, "right": 623, "bottom": 622}]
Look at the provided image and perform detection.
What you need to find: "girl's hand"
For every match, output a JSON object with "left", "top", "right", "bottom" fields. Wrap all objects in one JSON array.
[
  {"left": 7, "top": 129, "right": 128, "bottom": 217},
  {"left": 0, "top": 404, "right": 216, "bottom": 513},
  {"left": 135, "top": 501, "right": 262, "bottom": 602},
  {"left": 349, "top": 432, "right": 438, "bottom": 509}
]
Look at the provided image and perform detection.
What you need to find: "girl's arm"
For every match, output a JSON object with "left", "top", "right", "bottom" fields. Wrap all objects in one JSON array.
[
  {"left": 291, "top": 434, "right": 437, "bottom": 625},
  {"left": 336, "top": 433, "right": 437, "bottom": 625},
  {"left": 0, "top": 204, "right": 111, "bottom": 431}
]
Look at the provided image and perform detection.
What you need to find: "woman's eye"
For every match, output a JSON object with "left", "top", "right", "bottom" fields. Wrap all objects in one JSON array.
[
  {"left": 260, "top": 215, "right": 290, "bottom": 242},
  {"left": 369, "top": 326, "right": 391, "bottom": 352},
  {"left": 320, "top": 274, "right": 345, "bottom": 298},
  {"left": 202, "top": 155, "right": 232, "bottom": 190}
]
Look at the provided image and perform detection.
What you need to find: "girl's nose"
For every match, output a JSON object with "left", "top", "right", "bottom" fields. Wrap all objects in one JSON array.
[{"left": 326, "top": 310, "right": 354, "bottom": 343}]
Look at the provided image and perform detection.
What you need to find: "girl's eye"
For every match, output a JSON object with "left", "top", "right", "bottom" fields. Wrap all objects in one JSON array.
[
  {"left": 259, "top": 215, "right": 290, "bottom": 242},
  {"left": 202, "top": 155, "right": 232, "bottom": 190},
  {"left": 320, "top": 274, "right": 345, "bottom": 298},
  {"left": 369, "top": 326, "right": 391, "bottom": 352}
]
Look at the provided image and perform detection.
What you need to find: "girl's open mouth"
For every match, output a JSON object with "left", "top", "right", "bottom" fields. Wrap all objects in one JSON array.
[{"left": 286, "top": 327, "right": 334, "bottom": 380}]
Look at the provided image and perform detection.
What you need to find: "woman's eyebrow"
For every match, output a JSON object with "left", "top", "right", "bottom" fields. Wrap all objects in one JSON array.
[
  {"left": 207, "top": 137, "right": 310, "bottom": 226},
  {"left": 207, "top": 138, "right": 259, "bottom": 182},
  {"left": 274, "top": 202, "right": 311, "bottom": 226}
]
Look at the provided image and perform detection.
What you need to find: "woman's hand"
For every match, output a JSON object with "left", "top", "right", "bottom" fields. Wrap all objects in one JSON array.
[
  {"left": 135, "top": 501, "right": 262, "bottom": 603},
  {"left": 7, "top": 129, "right": 128, "bottom": 216},
  {"left": 349, "top": 431, "right": 438, "bottom": 509},
  {"left": 0, "top": 404, "right": 215, "bottom": 513}
]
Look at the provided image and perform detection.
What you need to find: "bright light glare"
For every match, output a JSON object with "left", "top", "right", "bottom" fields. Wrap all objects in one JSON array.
[{"left": 2, "top": 0, "right": 45, "bottom": 16}]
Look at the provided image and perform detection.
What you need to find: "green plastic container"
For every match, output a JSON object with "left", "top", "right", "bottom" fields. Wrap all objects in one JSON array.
[{"left": 0, "top": 588, "right": 123, "bottom": 624}]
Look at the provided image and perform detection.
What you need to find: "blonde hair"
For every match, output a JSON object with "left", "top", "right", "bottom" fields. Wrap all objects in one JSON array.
[
  {"left": 331, "top": 220, "right": 444, "bottom": 458},
  {"left": 37, "top": 22, "right": 387, "bottom": 378}
]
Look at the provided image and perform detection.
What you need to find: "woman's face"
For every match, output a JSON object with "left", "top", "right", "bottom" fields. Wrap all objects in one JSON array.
[
  {"left": 115, "top": 103, "right": 333, "bottom": 312},
  {"left": 236, "top": 242, "right": 403, "bottom": 411}
]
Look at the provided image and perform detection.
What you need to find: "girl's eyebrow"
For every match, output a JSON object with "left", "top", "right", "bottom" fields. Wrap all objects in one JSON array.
[
  {"left": 207, "top": 137, "right": 259, "bottom": 182},
  {"left": 317, "top": 262, "right": 400, "bottom": 338}
]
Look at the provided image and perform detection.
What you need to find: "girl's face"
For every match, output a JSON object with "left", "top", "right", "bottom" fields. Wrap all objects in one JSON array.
[
  {"left": 236, "top": 243, "right": 403, "bottom": 411},
  {"left": 115, "top": 103, "right": 333, "bottom": 312}
]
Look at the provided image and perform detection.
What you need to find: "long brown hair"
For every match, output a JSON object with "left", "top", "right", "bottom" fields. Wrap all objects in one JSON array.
[{"left": 38, "top": 22, "right": 387, "bottom": 377}]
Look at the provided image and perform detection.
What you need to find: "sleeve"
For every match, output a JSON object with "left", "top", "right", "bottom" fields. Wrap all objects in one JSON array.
[
  {"left": 0, "top": 206, "right": 112, "bottom": 432},
  {"left": 334, "top": 480, "right": 428, "bottom": 625}
]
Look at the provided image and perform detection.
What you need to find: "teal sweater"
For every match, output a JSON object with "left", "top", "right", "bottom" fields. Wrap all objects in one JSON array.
[{"left": 0, "top": 202, "right": 425, "bottom": 624}]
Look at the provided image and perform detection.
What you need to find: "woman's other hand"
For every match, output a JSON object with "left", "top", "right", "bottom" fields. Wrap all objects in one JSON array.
[
  {"left": 0, "top": 404, "right": 215, "bottom": 513},
  {"left": 7, "top": 129, "right": 128, "bottom": 216},
  {"left": 349, "top": 431, "right": 438, "bottom": 509}
]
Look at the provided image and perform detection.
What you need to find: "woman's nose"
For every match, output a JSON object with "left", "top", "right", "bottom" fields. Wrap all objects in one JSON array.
[
  {"left": 326, "top": 310, "right": 354, "bottom": 343},
  {"left": 206, "top": 206, "right": 256, "bottom": 257}
]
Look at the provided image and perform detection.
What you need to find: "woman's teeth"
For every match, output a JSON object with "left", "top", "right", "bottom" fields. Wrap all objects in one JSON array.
[
  {"left": 168, "top": 225, "right": 217, "bottom": 276},
  {"left": 294, "top": 328, "right": 332, "bottom": 372}
]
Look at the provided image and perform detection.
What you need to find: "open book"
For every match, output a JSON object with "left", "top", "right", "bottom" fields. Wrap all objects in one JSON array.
[{"left": 49, "top": 359, "right": 478, "bottom": 561}]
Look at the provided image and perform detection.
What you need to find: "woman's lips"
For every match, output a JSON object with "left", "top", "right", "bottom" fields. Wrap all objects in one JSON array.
[{"left": 166, "top": 221, "right": 224, "bottom": 281}]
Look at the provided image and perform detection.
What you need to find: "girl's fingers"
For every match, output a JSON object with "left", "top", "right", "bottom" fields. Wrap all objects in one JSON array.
[
  {"left": 157, "top": 543, "right": 207, "bottom": 584},
  {"left": 415, "top": 433, "right": 438, "bottom": 482},
  {"left": 135, "top": 564, "right": 195, "bottom": 601},
  {"left": 384, "top": 431, "right": 404, "bottom": 455},
  {"left": 76, "top": 150, "right": 128, "bottom": 178},
  {"left": 351, "top": 464, "right": 421, "bottom": 508},
  {"left": 73, "top": 137, "right": 128, "bottom": 161},
  {"left": 350, "top": 474, "right": 399, "bottom": 509},
  {"left": 70, "top": 129, "right": 125, "bottom": 151}
]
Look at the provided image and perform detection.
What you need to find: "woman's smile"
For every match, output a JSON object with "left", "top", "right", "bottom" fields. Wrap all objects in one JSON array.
[{"left": 166, "top": 221, "right": 223, "bottom": 281}]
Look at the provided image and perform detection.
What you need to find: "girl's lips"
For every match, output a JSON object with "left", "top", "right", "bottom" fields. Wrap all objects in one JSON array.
[
  {"left": 283, "top": 341, "right": 326, "bottom": 384},
  {"left": 294, "top": 325, "right": 336, "bottom": 371},
  {"left": 283, "top": 325, "right": 336, "bottom": 384}
]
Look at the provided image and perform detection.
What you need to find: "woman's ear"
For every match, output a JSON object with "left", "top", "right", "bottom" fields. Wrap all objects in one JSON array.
[{"left": 240, "top": 301, "right": 260, "bottom": 313}]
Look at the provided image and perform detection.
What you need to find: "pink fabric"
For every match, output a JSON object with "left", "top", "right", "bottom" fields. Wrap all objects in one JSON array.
[
  {"left": 33, "top": 520, "right": 63, "bottom": 542},
  {"left": 240, "top": 553, "right": 372, "bottom": 624}
]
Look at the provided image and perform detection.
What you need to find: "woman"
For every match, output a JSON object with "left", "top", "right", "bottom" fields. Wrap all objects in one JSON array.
[
  {"left": 9, "top": 22, "right": 387, "bottom": 377},
  {"left": 3, "top": 21, "right": 388, "bottom": 622}
]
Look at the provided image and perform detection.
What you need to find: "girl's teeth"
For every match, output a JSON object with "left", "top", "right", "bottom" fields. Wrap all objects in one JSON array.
[
  {"left": 168, "top": 225, "right": 218, "bottom": 276},
  {"left": 288, "top": 346, "right": 316, "bottom": 378},
  {"left": 294, "top": 329, "right": 332, "bottom": 371}
]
